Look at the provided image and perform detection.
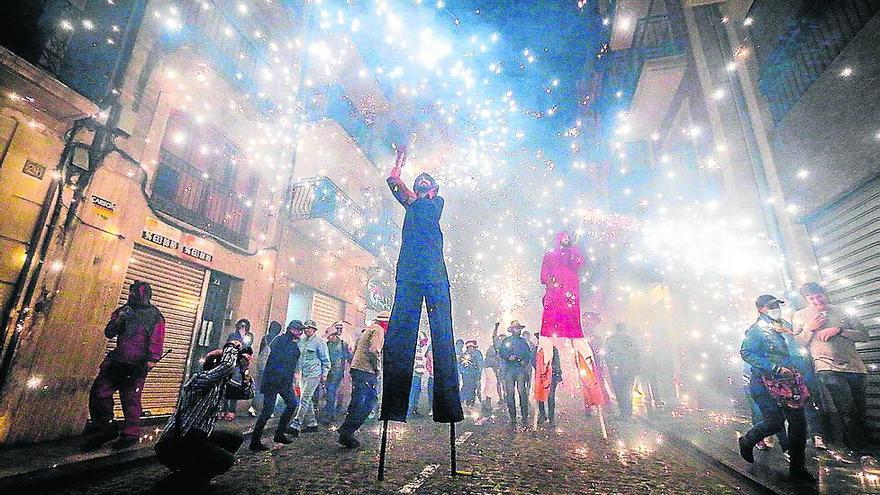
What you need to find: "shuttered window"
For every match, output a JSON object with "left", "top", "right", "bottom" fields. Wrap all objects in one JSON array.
[
  {"left": 807, "top": 175, "right": 880, "bottom": 433},
  {"left": 310, "top": 290, "right": 345, "bottom": 333},
  {"left": 108, "top": 245, "right": 206, "bottom": 417}
]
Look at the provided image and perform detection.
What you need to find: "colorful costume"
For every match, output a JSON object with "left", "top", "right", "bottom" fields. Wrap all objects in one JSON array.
[{"left": 540, "top": 232, "right": 584, "bottom": 339}]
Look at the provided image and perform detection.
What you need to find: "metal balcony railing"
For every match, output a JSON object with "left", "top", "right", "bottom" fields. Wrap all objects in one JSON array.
[
  {"left": 288, "top": 176, "right": 396, "bottom": 257},
  {"left": 151, "top": 150, "right": 252, "bottom": 247},
  {"left": 748, "top": 0, "right": 880, "bottom": 124}
]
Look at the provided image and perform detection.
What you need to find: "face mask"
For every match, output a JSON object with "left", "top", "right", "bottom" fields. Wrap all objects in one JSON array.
[{"left": 766, "top": 308, "right": 782, "bottom": 320}]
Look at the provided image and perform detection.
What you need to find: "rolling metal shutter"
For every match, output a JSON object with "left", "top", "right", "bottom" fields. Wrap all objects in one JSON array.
[
  {"left": 310, "top": 290, "right": 345, "bottom": 333},
  {"left": 807, "top": 175, "right": 880, "bottom": 434},
  {"left": 108, "top": 245, "right": 207, "bottom": 418}
]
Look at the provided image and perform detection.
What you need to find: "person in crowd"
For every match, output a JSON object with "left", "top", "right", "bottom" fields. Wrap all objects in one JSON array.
[
  {"left": 536, "top": 335, "right": 562, "bottom": 428},
  {"left": 320, "top": 322, "right": 352, "bottom": 426},
  {"left": 497, "top": 320, "right": 533, "bottom": 431},
  {"left": 605, "top": 323, "right": 640, "bottom": 420},
  {"left": 781, "top": 323, "right": 828, "bottom": 450},
  {"left": 253, "top": 321, "right": 282, "bottom": 416},
  {"left": 742, "top": 360, "right": 787, "bottom": 451},
  {"left": 155, "top": 341, "right": 253, "bottom": 487},
  {"left": 794, "top": 282, "right": 869, "bottom": 451},
  {"left": 338, "top": 311, "right": 389, "bottom": 448},
  {"left": 484, "top": 322, "right": 505, "bottom": 404},
  {"left": 85, "top": 281, "right": 166, "bottom": 450},
  {"left": 221, "top": 318, "right": 254, "bottom": 420},
  {"left": 250, "top": 320, "right": 303, "bottom": 451},
  {"left": 459, "top": 340, "right": 484, "bottom": 408},
  {"left": 290, "top": 320, "right": 330, "bottom": 435},
  {"left": 409, "top": 334, "right": 429, "bottom": 416},
  {"left": 739, "top": 295, "right": 814, "bottom": 483},
  {"left": 426, "top": 345, "right": 435, "bottom": 415}
]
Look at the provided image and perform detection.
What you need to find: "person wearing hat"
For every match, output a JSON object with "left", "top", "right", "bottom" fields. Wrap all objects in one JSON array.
[
  {"left": 250, "top": 320, "right": 303, "bottom": 451},
  {"left": 319, "top": 322, "right": 352, "bottom": 426},
  {"left": 793, "top": 282, "right": 869, "bottom": 451},
  {"left": 290, "top": 320, "right": 331, "bottom": 436},
  {"left": 339, "top": 311, "right": 390, "bottom": 448},
  {"left": 459, "top": 340, "right": 484, "bottom": 408},
  {"left": 495, "top": 320, "right": 534, "bottom": 431},
  {"left": 738, "top": 295, "right": 814, "bottom": 483}
]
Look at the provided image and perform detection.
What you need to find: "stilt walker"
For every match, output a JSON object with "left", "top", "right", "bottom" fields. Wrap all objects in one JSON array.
[
  {"left": 536, "top": 232, "right": 607, "bottom": 436},
  {"left": 378, "top": 146, "right": 465, "bottom": 481}
]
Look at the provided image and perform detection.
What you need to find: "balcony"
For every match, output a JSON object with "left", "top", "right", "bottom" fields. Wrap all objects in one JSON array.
[
  {"left": 151, "top": 150, "right": 252, "bottom": 247},
  {"left": 748, "top": 0, "right": 880, "bottom": 124},
  {"left": 288, "top": 176, "right": 397, "bottom": 264}
]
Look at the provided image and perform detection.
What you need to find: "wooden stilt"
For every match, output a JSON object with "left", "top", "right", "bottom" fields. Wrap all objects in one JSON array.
[
  {"left": 450, "top": 422, "right": 457, "bottom": 476},
  {"left": 596, "top": 405, "right": 608, "bottom": 440},
  {"left": 378, "top": 420, "right": 389, "bottom": 481}
]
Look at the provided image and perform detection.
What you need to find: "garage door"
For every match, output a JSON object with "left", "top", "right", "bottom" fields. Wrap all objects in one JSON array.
[
  {"left": 108, "top": 245, "right": 207, "bottom": 418},
  {"left": 807, "top": 175, "right": 880, "bottom": 434}
]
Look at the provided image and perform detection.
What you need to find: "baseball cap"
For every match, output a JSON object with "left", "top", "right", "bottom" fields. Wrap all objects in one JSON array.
[
  {"left": 755, "top": 294, "right": 785, "bottom": 309},
  {"left": 303, "top": 320, "right": 318, "bottom": 330}
]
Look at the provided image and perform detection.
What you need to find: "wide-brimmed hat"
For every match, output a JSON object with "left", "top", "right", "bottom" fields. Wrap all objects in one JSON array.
[
  {"left": 508, "top": 320, "right": 525, "bottom": 330},
  {"left": 303, "top": 320, "right": 318, "bottom": 330},
  {"left": 375, "top": 310, "right": 391, "bottom": 323},
  {"left": 325, "top": 322, "right": 343, "bottom": 337}
]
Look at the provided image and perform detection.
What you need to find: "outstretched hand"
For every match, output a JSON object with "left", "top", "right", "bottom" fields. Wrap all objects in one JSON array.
[{"left": 395, "top": 145, "right": 407, "bottom": 168}]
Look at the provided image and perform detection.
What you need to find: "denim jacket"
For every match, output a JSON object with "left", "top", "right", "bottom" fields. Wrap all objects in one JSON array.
[{"left": 740, "top": 315, "right": 797, "bottom": 376}]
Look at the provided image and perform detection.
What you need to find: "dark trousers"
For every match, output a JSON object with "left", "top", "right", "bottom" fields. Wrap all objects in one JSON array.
[
  {"left": 461, "top": 373, "right": 480, "bottom": 406},
  {"left": 611, "top": 372, "right": 636, "bottom": 418},
  {"left": 155, "top": 429, "right": 243, "bottom": 479},
  {"left": 818, "top": 371, "right": 867, "bottom": 450},
  {"left": 538, "top": 380, "right": 559, "bottom": 423},
  {"left": 340, "top": 369, "right": 378, "bottom": 437},
  {"left": 320, "top": 378, "right": 342, "bottom": 422},
  {"left": 252, "top": 384, "right": 298, "bottom": 439},
  {"left": 503, "top": 366, "right": 530, "bottom": 423},
  {"left": 742, "top": 376, "right": 806, "bottom": 468},
  {"left": 381, "top": 282, "right": 463, "bottom": 423},
  {"left": 88, "top": 357, "right": 147, "bottom": 438}
]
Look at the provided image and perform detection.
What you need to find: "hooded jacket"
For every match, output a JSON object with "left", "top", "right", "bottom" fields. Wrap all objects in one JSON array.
[{"left": 105, "top": 281, "right": 166, "bottom": 364}]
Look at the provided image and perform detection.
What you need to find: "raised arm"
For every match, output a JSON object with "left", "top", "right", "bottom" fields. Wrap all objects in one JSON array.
[{"left": 388, "top": 145, "right": 416, "bottom": 206}]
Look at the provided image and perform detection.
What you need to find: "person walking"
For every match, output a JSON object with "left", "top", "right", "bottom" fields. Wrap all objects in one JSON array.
[
  {"left": 459, "top": 340, "right": 484, "bottom": 408},
  {"left": 290, "top": 320, "right": 331, "bottom": 435},
  {"left": 408, "top": 335, "right": 429, "bottom": 416},
  {"left": 221, "top": 318, "right": 254, "bottom": 420},
  {"left": 253, "top": 321, "right": 283, "bottom": 416},
  {"left": 794, "top": 282, "right": 869, "bottom": 451},
  {"left": 484, "top": 322, "right": 505, "bottom": 404},
  {"left": 320, "top": 322, "right": 352, "bottom": 426},
  {"left": 155, "top": 341, "right": 253, "bottom": 486},
  {"left": 605, "top": 323, "right": 640, "bottom": 420},
  {"left": 497, "top": 320, "right": 533, "bottom": 431},
  {"left": 739, "top": 295, "right": 814, "bottom": 483},
  {"left": 249, "top": 320, "right": 303, "bottom": 451},
  {"left": 338, "top": 311, "right": 389, "bottom": 448},
  {"left": 85, "top": 281, "right": 165, "bottom": 450}
]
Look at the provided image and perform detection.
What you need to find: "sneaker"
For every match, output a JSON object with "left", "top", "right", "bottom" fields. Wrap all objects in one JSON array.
[
  {"left": 813, "top": 436, "right": 827, "bottom": 450},
  {"left": 248, "top": 406, "right": 258, "bottom": 417},
  {"left": 338, "top": 433, "right": 360, "bottom": 449},
  {"left": 249, "top": 440, "right": 270, "bottom": 452},
  {"left": 738, "top": 437, "right": 754, "bottom": 463},
  {"left": 302, "top": 425, "right": 321, "bottom": 433},
  {"left": 273, "top": 433, "right": 295, "bottom": 444},
  {"left": 111, "top": 436, "right": 139, "bottom": 449},
  {"left": 783, "top": 451, "right": 791, "bottom": 463},
  {"left": 789, "top": 467, "right": 815, "bottom": 483}
]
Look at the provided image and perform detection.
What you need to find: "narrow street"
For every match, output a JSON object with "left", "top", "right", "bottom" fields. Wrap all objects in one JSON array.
[{"left": 36, "top": 410, "right": 759, "bottom": 495}]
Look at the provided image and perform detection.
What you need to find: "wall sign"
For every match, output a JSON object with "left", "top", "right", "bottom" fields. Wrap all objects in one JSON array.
[
  {"left": 142, "top": 230, "right": 180, "bottom": 250},
  {"left": 22, "top": 160, "right": 47, "bottom": 179},
  {"left": 140, "top": 219, "right": 215, "bottom": 265},
  {"left": 91, "top": 195, "right": 116, "bottom": 211}
]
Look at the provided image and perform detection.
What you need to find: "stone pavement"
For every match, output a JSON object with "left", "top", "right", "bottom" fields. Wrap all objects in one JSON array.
[
  {"left": 23, "top": 405, "right": 762, "bottom": 495},
  {"left": 645, "top": 406, "right": 880, "bottom": 495}
]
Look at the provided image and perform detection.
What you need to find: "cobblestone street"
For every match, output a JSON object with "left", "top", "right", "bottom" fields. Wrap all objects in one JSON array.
[{"left": 35, "top": 408, "right": 757, "bottom": 495}]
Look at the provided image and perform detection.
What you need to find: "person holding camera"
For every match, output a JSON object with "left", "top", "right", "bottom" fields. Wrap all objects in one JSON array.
[
  {"left": 85, "top": 280, "right": 165, "bottom": 450},
  {"left": 155, "top": 341, "right": 254, "bottom": 487},
  {"left": 496, "top": 320, "right": 533, "bottom": 431}
]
